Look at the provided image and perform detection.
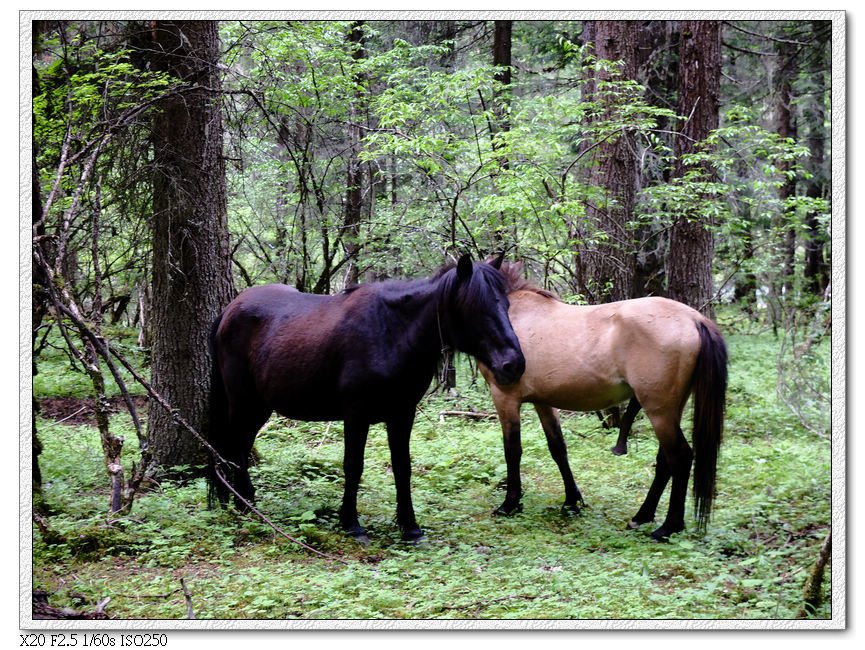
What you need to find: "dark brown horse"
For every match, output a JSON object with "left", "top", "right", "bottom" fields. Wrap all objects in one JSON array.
[
  {"left": 479, "top": 263, "right": 727, "bottom": 540},
  {"left": 208, "top": 255, "right": 525, "bottom": 542}
]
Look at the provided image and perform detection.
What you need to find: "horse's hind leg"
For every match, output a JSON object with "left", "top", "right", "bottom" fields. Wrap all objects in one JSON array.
[
  {"left": 223, "top": 403, "right": 270, "bottom": 510},
  {"left": 653, "top": 424, "right": 692, "bottom": 540},
  {"left": 534, "top": 404, "right": 584, "bottom": 514},
  {"left": 630, "top": 416, "right": 692, "bottom": 540},
  {"left": 339, "top": 418, "right": 371, "bottom": 540},
  {"left": 612, "top": 398, "right": 642, "bottom": 456}
]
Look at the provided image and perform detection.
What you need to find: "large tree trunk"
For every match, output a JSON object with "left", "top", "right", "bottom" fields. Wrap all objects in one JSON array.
[
  {"left": 775, "top": 37, "right": 798, "bottom": 297},
  {"left": 803, "top": 21, "right": 830, "bottom": 297},
  {"left": 147, "top": 21, "right": 236, "bottom": 469},
  {"left": 344, "top": 21, "right": 366, "bottom": 286},
  {"left": 492, "top": 19, "right": 513, "bottom": 145},
  {"left": 490, "top": 20, "right": 513, "bottom": 248},
  {"left": 578, "top": 21, "right": 639, "bottom": 303},
  {"left": 666, "top": 21, "right": 721, "bottom": 317},
  {"left": 633, "top": 21, "right": 678, "bottom": 299}
]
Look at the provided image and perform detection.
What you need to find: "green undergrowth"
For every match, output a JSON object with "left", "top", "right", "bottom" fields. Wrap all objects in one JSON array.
[
  {"left": 33, "top": 324, "right": 147, "bottom": 399},
  {"left": 31, "top": 329, "right": 833, "bottom": 621}
]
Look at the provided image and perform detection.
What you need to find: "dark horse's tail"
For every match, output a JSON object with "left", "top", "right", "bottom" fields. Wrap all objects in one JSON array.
[
  {"left": 206, "top": 311, "right": 231, "bottom": 508},
  {"left": 691, "top": 319, "right": 728, "bottom": 533}
]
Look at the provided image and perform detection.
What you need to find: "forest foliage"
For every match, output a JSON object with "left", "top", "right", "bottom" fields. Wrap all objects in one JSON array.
[
  {"left": 33, "top": 19, "right": 831, "bottom": 309},
  {"left": 29, "top": 18, "right": 835, "bottom": 622}
]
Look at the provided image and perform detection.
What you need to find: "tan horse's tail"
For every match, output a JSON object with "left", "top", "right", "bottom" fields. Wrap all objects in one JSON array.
[{"left": 691, "top": 319, "right": 727, "bottom": 532}]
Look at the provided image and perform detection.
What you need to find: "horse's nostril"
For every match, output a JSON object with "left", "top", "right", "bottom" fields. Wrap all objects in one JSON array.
[{"left": 499, "top": 355, "right": 525, "bottom": 381}]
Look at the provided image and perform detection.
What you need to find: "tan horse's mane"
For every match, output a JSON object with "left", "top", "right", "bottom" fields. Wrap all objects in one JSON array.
[{"left": 499, "top": 261, "right": 560, "bottom": 301}]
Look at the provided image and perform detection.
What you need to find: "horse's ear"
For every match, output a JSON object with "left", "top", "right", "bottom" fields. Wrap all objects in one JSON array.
[
  {"left": 456, "top": 254, "right": 473, "bottom": 282},
  {"left": 488, "top": 251, "right": 505, "bottom": 270}
]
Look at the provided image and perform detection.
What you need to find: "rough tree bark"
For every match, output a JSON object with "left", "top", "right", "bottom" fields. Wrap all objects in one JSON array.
[
  {"left": 796, "top": 530, "right": 831, "bottom": 618},
  {"left": 666, "top": 20, "right": 721, "bottom": 317},
  {"left": 344, "top": 21, "right": 366, "bottom": 286},
  {"left": 803, "top": 20, "right": 830, "bottom": 297},
  {"left": 774, "top": 36, "right": 798, "bottom": 297},
  {"left": 632, "top": 21, "right": 678, "bottom": 299},
  {"left": 146, "top": 20, "right": 236, "bottom": 468},
  {"left": 492, "top": 19, "right": 513, "bottom": 149},
  {"left": 490, "top": 19, "right": 513, "bottom": 249},
  {"left": 577, "top": 20, "right": 640, "bottom": 303}
]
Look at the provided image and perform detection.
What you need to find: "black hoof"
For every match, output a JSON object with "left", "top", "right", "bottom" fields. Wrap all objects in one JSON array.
[
  {"left": 494, "top": 502, "right": 523, "bottom": 516},
  {"left": 401, "top": 527, "right": 425, "bottom": 543},
  {"left": 651, "top": 524, "right": 683, "bottom": 541},
  {"left": 344, "top": 524, "right": 369, "bottom": 543},
  {"left": 611, "top": 445, "right": 627, "bottom": 456},
  {"left": 232, "top": 494, "right": 256, "bottom": 512},
  {"left": 561, "top": 503, "right": 581, "bottom": 517}
]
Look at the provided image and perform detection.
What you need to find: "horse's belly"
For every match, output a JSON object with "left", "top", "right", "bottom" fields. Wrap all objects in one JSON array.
[
  {"left": 270, "top": 392, "right": 346, "bottom": 422},
  {"left": 528, "top": 376, "right": 633, "bottom": 412},
  {"left": 268, "top": 374, "right": 430, "bottom": 424}
]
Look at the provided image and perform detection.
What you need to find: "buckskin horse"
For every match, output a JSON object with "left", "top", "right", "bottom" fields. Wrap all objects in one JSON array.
[
  {"left": 208, "top": 254, "right": 525, "bottom": 542},
  {"left": 478, "top": 262, "right": 727, "bottom": 540}
]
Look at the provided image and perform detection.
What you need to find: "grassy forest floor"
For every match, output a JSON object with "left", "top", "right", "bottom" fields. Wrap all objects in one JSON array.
[{"left": 30, "top": 319, "right": 833, "bottom": 621}]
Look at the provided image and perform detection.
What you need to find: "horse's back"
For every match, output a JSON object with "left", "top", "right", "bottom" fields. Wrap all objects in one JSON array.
[
  {"left": 610, "top": 296, "right": 706, "bottom": 350},
  {"left": 215, "top": 284, "right": 354, "bottom": 419},
  {"left": 217, "top": 284, "right": 343, "bottom": 365},
  {"left": 221, "top": 283, "right": 329, "bottom": 322},
  {"left": 496, "top": 293, "right": 707, "bottom": 412}
]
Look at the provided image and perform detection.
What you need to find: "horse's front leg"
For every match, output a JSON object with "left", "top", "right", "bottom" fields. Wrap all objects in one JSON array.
[
  {"left": 534, "top": 403, "right": 584, "bottom": 514},
  {"left": 386, "top": 410, "right": 424, "bottom": 542},
  {"left": 494, "top": 400, "right": 523, "bottom": 516},
  {"left": 339, "top": 418, "right": 370, "bottom": 541}
]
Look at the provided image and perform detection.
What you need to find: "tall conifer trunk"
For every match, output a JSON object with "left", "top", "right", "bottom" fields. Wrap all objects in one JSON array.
[
  {"left": 147, "top": 21, "right": 236, "bottom": 468},
  {"left": 344, "top": 21, "right": 366, "bottom": 286},
  {"left": 803, "top": 21, "right": 830, "bottom": 297},
  {"left": 667, "top": 20, "right": 721, "bottom": 317},
  {"left": 579, "top": 21, "right": 640, "bottom": 303}
]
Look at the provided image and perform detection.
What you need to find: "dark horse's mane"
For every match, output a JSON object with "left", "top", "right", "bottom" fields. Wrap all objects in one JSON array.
[
  {"left": 343, "top": 259, "right": 509, "bottom": 303},
  {"left": 499, "top": 261, "right": 560, "bottom": 301},
  {"left": 341, "top": 258, "right": 554, "bottom": 306},
  {"left": 340, "top": 261, "right": 458, "bottom": 296}
]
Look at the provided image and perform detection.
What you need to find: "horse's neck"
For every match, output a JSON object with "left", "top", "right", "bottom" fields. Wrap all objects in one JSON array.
[{"left": 379, "top": 279, "right": 443, "bottom": 357}]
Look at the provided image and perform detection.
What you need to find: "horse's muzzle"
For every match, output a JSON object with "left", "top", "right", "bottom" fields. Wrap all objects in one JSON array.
[{"left": 492, "top": 353, "right": 526, "bottom": 386}]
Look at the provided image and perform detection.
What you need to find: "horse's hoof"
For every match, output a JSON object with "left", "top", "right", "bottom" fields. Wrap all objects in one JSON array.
[
  {"left": 611, "top": 446, "right": 627, "bottom": 456},
  {"left": 493, "top": 502, "right": 523, "bottom": 516},
  {"left": 345, "top": 524, "right": 369, "bottom": 544},
  {"left": 651, "top": 524, "right": 683, "bottom": 541},
  {"left": 627, "top": 519, "right": 645, "bottom": 530},
  {"left": 561, "top": 503, "right": 581, "bottom": 517},
  {"left": 233, "top": 496, "right": 255, "bottom": 513},
  {"left": 401, "top": 527, "right": 425, "bottom": 543}
]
